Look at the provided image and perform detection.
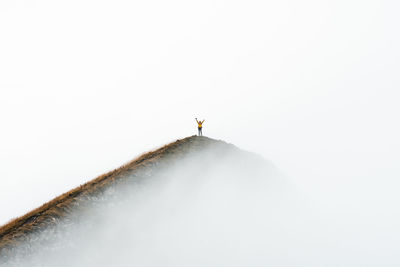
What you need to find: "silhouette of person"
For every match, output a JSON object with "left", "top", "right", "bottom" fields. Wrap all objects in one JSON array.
[{"left": 195, "top": 118, "right": 205, "bottom": 136}]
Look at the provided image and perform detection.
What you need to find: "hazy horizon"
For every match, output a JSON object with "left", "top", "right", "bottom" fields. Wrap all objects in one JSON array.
[{"left": 1, "top": 0, "right": 400, "bottom": 265}]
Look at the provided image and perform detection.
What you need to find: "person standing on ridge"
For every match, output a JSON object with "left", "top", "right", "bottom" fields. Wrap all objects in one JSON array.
[{"left": 195, "top": 118, "right": 205, "bottom": 136}]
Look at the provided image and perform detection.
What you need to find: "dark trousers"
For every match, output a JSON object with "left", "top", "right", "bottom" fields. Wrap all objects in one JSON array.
[{"left": 198, "top": 127, "right": 202, "bottom": 136}]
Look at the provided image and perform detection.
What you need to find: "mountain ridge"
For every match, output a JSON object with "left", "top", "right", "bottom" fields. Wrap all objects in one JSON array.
[{"left": 0, "top": 136, "right": 234, "bottom": 252}]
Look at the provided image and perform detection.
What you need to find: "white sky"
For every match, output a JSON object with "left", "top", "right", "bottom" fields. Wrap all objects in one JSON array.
[{"left": 1, "top": 0, "right": 400, "bottom": 227}]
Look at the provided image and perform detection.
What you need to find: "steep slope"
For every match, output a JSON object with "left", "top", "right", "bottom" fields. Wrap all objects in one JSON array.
[
  {"left": 0, "top": 136, "right": 247, "bottom": 254},
  {"left": 0, "top": 136, "right": 284, "bottom": 267}
]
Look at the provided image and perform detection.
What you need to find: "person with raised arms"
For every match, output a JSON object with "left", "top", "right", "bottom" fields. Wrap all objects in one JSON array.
[{"left": 195, "top": 118, "right": 205, "bottom": 136}]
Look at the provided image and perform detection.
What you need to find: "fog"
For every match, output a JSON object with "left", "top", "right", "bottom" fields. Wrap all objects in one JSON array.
[
  {"left": 3, "top": 144, "right": 380, "bottom": 266},
  {"left": 1, "top": 0, "right": 400, "bottom": 265}
]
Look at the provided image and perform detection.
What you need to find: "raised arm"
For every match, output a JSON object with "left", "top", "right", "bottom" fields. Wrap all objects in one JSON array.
[
  {"left": 195, "top": 118, "right": 199, "bottom": 123},
  {"left": 202, "top": 119, "right": 205, "bottom": 123}
]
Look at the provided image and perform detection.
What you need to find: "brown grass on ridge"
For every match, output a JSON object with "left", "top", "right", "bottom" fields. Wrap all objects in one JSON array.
[{"left": 0, "top": 135, "right": 220, "bottom": 250}]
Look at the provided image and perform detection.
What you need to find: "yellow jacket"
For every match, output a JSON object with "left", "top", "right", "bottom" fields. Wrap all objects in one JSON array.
[{"left": 196, "top": 119, "right": 205, "bottom": 128}]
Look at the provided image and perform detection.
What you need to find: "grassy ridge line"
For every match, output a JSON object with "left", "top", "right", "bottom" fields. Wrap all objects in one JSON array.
[{"left": 0, "top": 135, "right": 215, "bottom": 249}]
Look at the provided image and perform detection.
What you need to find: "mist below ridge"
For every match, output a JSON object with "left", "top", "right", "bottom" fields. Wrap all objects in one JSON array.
[{"left": 1, "top": 139, "right": 395, "bottom": 266}]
